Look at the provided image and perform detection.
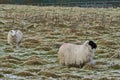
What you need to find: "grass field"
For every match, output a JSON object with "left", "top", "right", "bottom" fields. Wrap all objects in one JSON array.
[{"left": 0, "top": 4, "right": 120, "bottom": 80}]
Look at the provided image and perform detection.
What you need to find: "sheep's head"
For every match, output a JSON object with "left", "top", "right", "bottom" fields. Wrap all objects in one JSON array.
[
  {"left": 10, "top": 30, "right": 16, "bottom": 36},
  {"left": 83, "top": 40, "right": 97, "bottom": 49},
  {"left": 88, "top": 40, "right": 97, "bottom": 49}
]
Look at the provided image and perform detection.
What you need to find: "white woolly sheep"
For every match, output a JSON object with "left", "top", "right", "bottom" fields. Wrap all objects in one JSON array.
[
  {"left": 7, "top": 30, "right": 23, "bottom": 49},
  {"left": 58, "top": 40, "right": 97, "bottom": 68}
]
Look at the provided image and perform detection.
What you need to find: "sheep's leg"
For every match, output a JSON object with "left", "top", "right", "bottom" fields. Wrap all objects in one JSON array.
[
  {"left": 90, "top": 50, "right": 95, "bottom": 65},
  {"left": 59, "top": 54, "right": 65, "bottom": 66},
  {"left": 16, "top": 44, "right": 19, "bottom": 49},
  {"left": 90, "top": 57, "right": 95, "bottom": 65},
  {"left": 9, "top": 43, "right": 14, "bottom": 48},
  {"left": 16, "top": 43, "right": 20, "bottom": 49}
]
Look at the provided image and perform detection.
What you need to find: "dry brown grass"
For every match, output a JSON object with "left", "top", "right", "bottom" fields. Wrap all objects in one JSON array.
[{"left": 0, "top": 4, "right": 119, "bottom": 80}]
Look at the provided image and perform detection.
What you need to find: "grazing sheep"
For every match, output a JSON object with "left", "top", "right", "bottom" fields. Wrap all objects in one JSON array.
[
  {"left": 7, "top": 30, "right": 23, "bottom": 49},
  {"left": 58, "top": 40, "right": 97, "bottom": 68}
]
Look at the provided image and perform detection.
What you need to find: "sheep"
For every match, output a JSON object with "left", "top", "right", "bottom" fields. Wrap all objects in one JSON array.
[
  {"left": 58, "top": 40, "right": 97, "bottom": 68},
  {"left": 7, "top": 30, "right": 23, "bottom": 49}
]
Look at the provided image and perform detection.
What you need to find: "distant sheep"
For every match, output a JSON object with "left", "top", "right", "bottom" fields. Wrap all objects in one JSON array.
[
  {"left": 7, "top": 30, "right": 23, "bottom": 49},
  {"left": 58, "top": 40, "right": 97, "bottom": 68}
]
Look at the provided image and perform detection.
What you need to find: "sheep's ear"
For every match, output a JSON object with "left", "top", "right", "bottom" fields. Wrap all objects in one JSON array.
[{"left": 88, "top": 41, "right": 97, "bottom": 49}]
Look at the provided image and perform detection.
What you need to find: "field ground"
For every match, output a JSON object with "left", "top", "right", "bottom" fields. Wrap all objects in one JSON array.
[{"left": 0, "top": 4, "right": 120, "bottom": 80}]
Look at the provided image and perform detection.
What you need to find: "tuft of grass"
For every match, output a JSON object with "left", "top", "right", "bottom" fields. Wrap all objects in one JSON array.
[
  {"left": 22, "top": 56, "right": 47, "bottom": 65},
  {"left": 61, "top": 73, "right": 82, "bottom": 78},
  {"left": 111, "top": 53, "right": 120, "bottom": 58},
  {"left": 109, "top": 64, "right": 120, "bottom": 69},
  {"left": 3, "top": 59, "right": 22, "bottom": 64},
  {"left": 93, "top": 24, "right": 106, "bottom": 30},
  {"left": 1, "top": 55, "right": 21, "bottom": 61},
  {"left": 96, "top": 61, "right": 107, "bottom": 65},
  {"left": 99, "top": 77, "right": 116, "bottom": 80},
  {"left": 23, "top": 39, "right": 40, "bottom": 48},
  {"left": 82, "top": 78, "right": 92, "bottom": 80},
  {"left": 0, "top": 62, "right": 15, "bottom": 68},
  {"left": 39, "top": 46, "right": 52, "bottom": 51},
  {"left": 96, "top": 49, "right": 106, "bottom": 54},
  {"left": 14, "top": 71, "right": 35, "bottom": 76},
  {"left": 26, "top": 68, "right": 41, "bottom": 73},
  {"left": 0, "top": 74, "right": 4, "bottom": 78},
  {"left": 98, "top": 40, "right": 116, "bottom": 46},
  {"left": 83, "top": 63, "right": 95, "bottom": 70},
  {"left": 66, "top": 36, "right": 78, "bottom": 39},
  {"left": 3, "top": 47, "right": 14, "bottom": 52},
  {"left": 39, "top": 29, "right": 51, "bottom": 32},
  {"left": 24, "top": 39, "right": 39, "bottom": 43},
  {"left": 0, "top": 69, "right": 14, "bottom": 74},
  {"left": 38, "top": 71, "right": 60, "bottom": 78},
  {"left": 50, "top": 32, "right": 61, "bottom": 35},
  {"left": 22, "top": 59, "right": 44, "bottom": 65},
  {"left": 46, "top": 49, "right": 57, "bottom": 54},
  {"left": 45, "top": 36, "right": 58, "bottom": 39}
]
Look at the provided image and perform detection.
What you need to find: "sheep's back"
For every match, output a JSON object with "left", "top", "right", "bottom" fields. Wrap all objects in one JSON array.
[{"left": 16, "top": 30, "right": 23, "bottom": 42}]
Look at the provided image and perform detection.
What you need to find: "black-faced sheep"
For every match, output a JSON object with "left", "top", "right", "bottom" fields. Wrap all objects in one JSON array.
[
  {"left": 7, "top": 30, "right": 23, "bottom": 49},
  {"left": 58, "top": 40, "right": 97, "bottom": 68}
]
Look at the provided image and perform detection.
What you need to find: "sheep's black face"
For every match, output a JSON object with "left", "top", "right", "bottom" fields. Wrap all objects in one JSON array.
[{"left": 88, "top": 40, "right": 97, "bottom": 49}]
